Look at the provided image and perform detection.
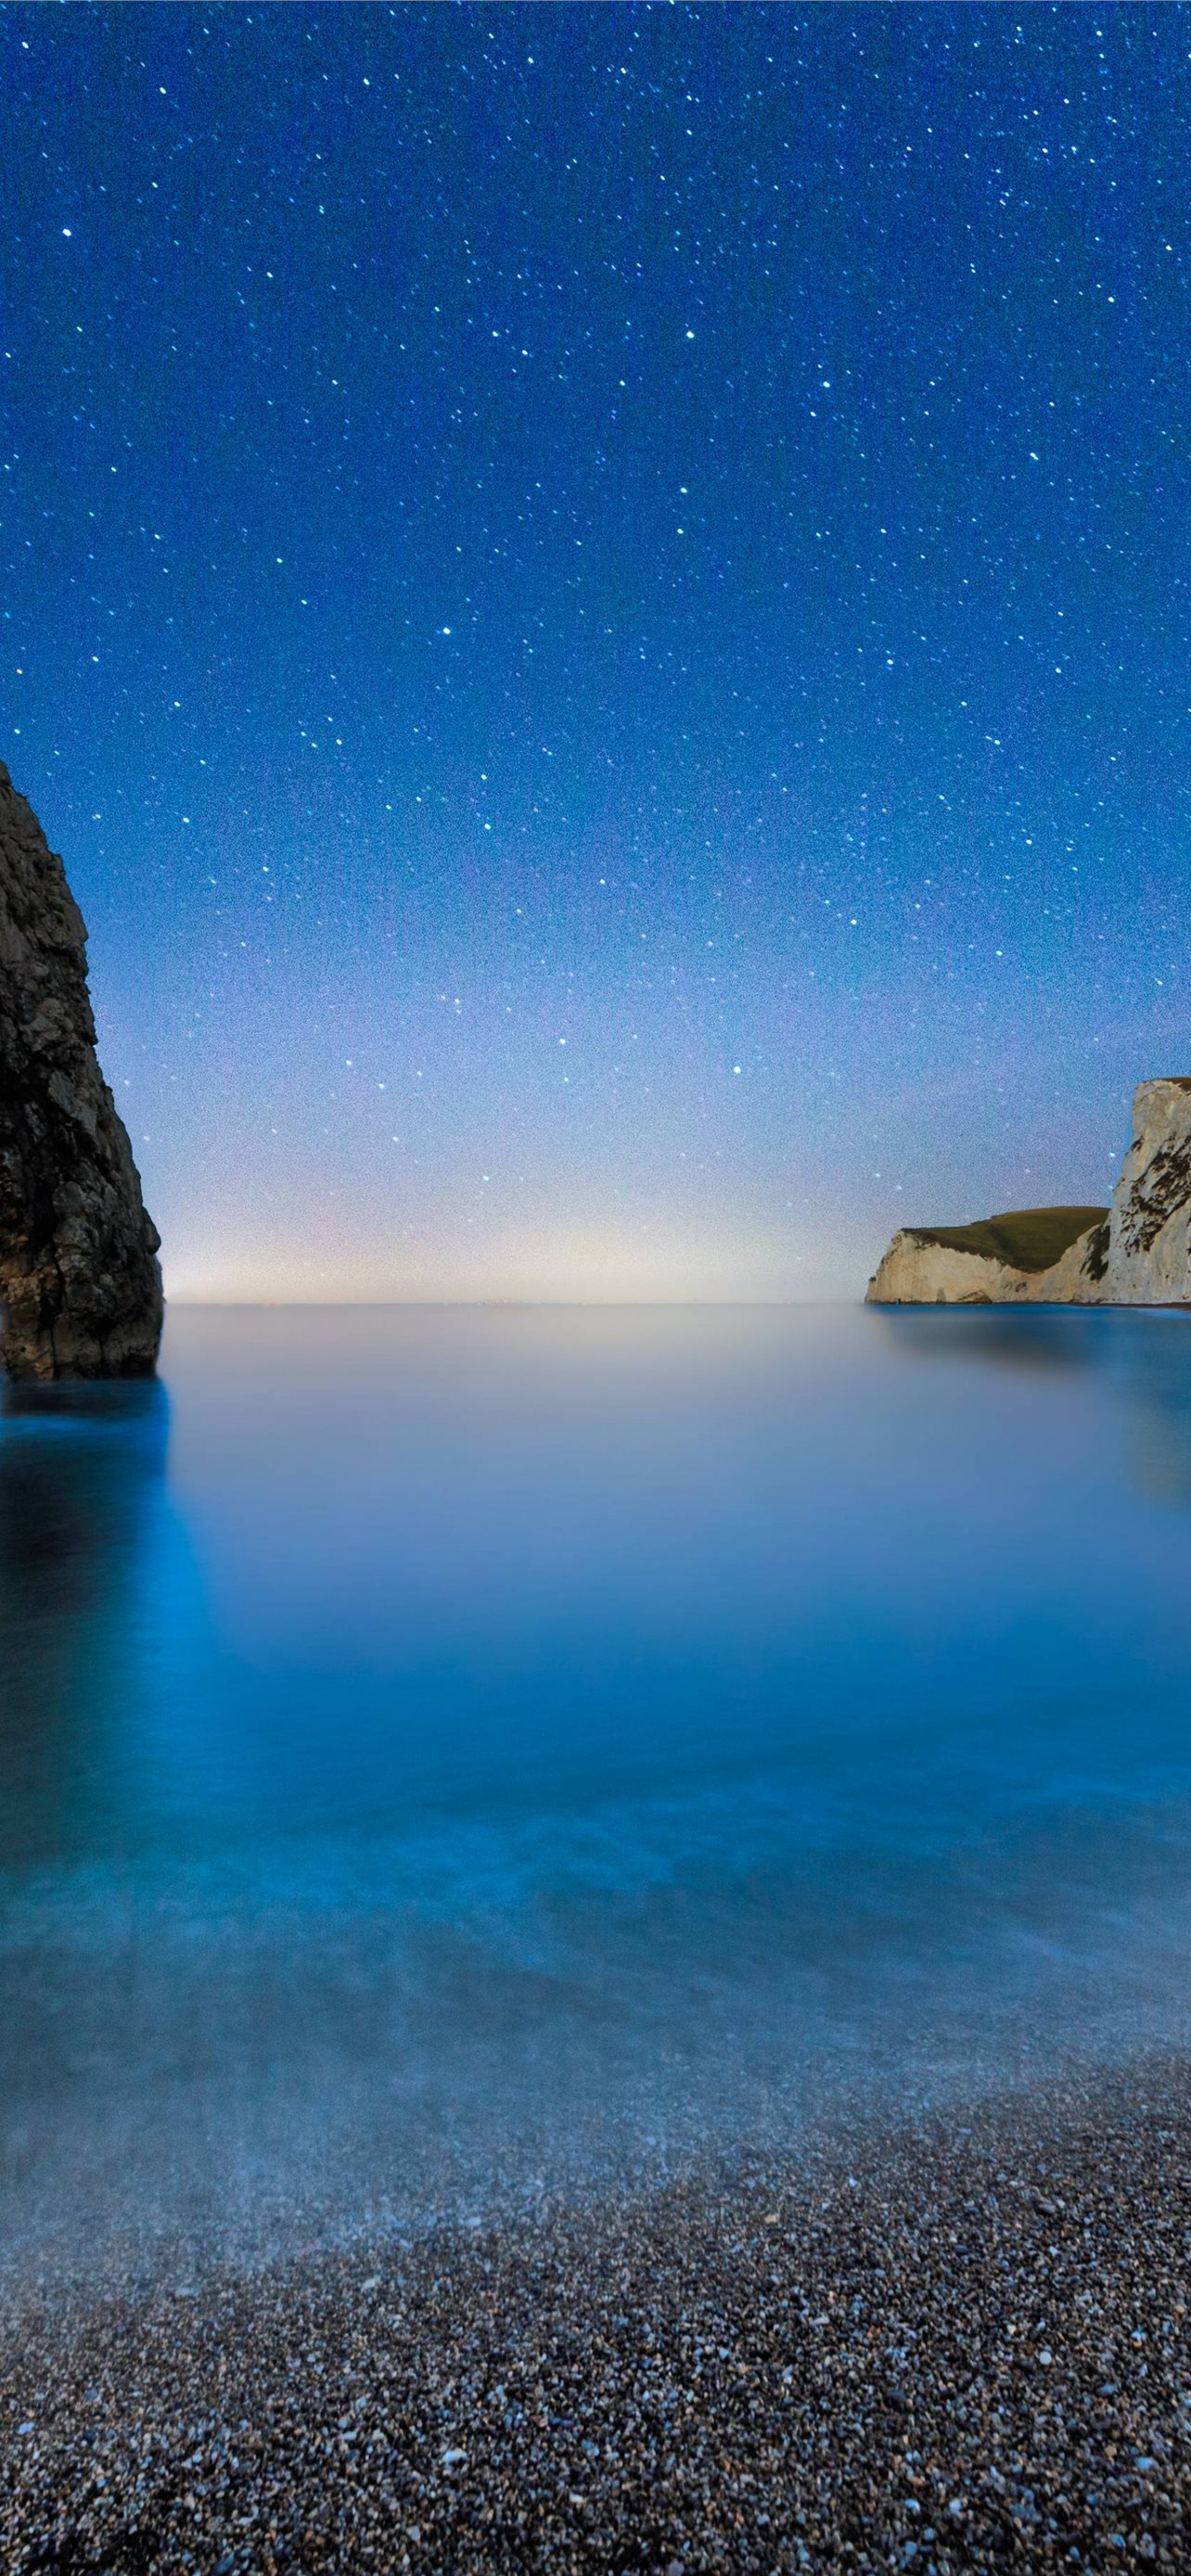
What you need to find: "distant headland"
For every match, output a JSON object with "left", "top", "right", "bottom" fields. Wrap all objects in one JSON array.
[
  {"left": 0, "top": 765, "right": 162, "bottom": 1380},
  {"left": 867, "top": 1078, "right": 1191, "bottom": 1307}
]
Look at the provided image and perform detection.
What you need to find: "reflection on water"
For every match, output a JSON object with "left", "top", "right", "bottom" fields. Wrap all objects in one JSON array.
[
  {"left": 878, "top": 1304, "right": 1191, "bottom": 1498},
  {"left": 2, "top": 1304, "right": 1191, "bottom": 2284},
  {"left": 0, "top": 1381, "right": 171, "bottom": 1866}
]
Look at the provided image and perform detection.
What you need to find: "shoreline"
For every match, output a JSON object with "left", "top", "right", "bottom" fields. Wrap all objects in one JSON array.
[{"left": 4, "top": 2058, "right": 1191, "bottom": 2570}]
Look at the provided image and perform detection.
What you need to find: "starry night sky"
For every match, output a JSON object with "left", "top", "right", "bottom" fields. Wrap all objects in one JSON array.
[{"left": 3, "top": 4, "right": 1188, "bottom": 1301}]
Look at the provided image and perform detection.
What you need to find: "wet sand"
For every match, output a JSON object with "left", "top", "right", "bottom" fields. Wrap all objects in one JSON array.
[{"left": 4, "top": 2060, "right": 1190, "bottom": 2572}]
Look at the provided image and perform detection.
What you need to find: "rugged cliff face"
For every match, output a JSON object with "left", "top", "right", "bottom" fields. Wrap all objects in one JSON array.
[
  {"left": 1100, "top": 1078, "right": 1191, "bottom": 1303},
  {"left": 0, "top": 764, "right": 162, "bottom": 1379},
  {"left": 867, "top": 1079, "right": 1191, "bottom": 1308}
]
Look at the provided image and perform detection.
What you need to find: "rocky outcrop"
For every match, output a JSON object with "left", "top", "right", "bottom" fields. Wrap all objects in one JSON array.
[
  {"left": 867, "top": 1078, "right": 1191, "bottom": 1308},
  {"left": 0, "top": 764, "right": 162, "bottom": 1378},
  {"left": 866, "top": 1207, "right": 1108, "bottom": 1307},
  {"left": 1099, "top": 1077, "right": 1191, "bottom": 1303}
]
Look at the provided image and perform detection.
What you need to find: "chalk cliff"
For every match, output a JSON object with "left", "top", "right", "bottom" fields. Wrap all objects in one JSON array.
[
  {"left": 0, "top": 764, "right": 162, "bottom": 1378},
  {"left": 866, "top": 1079, "right": 1191, "bottom": 1308}
]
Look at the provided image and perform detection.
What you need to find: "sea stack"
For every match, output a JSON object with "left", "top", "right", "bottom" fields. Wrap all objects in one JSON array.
[
  {"left": 866, "top": 1078, "right": 1191, "bottom": 1307},
  {"left": 0, "top": 763, "right": 162, "bottom": 1378}
]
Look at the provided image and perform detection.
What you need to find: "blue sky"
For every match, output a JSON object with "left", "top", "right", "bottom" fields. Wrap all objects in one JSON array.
[{"left": 4, "top": 5, "right": 1187, "bottom": 1297}]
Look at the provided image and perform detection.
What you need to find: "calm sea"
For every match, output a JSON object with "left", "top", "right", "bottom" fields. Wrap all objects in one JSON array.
[{"left": 3, "top": 1302, "right": 1191, "bottom": 2283}]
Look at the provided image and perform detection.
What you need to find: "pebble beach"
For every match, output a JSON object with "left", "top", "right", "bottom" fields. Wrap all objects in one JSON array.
[{"left": 4, "top": 2060, "right": 1190, "bottom": 2574}]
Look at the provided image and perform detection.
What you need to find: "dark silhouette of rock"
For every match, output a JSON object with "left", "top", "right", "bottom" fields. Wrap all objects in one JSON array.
[{"left": 0, "top": 764, "right": 162, "bottom": 1378}]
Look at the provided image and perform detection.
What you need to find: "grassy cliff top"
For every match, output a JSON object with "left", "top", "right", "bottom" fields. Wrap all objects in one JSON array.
[{"left": 905, "top": 1205, "right": 1108, "bottom": 1273}]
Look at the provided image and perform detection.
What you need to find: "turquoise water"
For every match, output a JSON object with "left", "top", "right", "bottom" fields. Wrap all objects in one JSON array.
[{"left": 4, "top": 1303, "right": 1191, "bottom": 2279}]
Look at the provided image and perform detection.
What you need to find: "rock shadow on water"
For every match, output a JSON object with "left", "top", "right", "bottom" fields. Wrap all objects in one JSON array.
[
  {"left": 0, "top": 1376, "right": 172, "bottom": 1865},
  {"left": 873, "top": 1300, "right": 1191, "bottom": 1498}
]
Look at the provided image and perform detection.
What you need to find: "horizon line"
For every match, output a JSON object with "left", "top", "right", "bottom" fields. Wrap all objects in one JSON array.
[{"left": 162, "top": 1294, "right": 855, "bottom": 1311}]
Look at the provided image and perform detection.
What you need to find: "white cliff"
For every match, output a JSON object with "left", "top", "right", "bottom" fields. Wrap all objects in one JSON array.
[
  {"left": 866, "top": 1078, "right": 1191, "bottom": 1308},
  {"left": 1100, "top": 1077, "right": 1191, "bottom": 1303}
]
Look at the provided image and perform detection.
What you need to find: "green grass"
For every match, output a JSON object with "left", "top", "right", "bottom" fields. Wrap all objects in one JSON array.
[{"left": 906, "top": 1205, "right": 1108, "bottom": 1274}]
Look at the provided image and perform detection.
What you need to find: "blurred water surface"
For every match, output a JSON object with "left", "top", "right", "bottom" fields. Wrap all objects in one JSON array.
[{"left": 3, "top": 1303, "right": 1191, "bottom": 2282}]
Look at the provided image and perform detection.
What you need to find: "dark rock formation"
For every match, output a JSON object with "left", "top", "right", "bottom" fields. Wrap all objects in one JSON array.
[{"left": 0, "top": 764, "right": 162, "bottom": 1378}]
